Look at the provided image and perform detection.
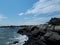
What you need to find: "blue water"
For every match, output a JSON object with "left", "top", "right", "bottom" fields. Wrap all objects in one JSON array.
[{"left": 0, "top": 28, "right": 28, "bottom": 45}]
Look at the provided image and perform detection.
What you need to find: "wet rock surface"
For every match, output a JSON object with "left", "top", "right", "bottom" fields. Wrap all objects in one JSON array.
[{"left": 17, "top": 25, "right": 60, "bottom": 45}]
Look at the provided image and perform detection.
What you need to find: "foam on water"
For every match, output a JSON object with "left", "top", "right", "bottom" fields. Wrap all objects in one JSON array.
[
  {"left": 7, "top": 34, "right": 29, "bottom": 45},
  {"left": 0, "top": 28, "right": 29, "bottom": 45}
]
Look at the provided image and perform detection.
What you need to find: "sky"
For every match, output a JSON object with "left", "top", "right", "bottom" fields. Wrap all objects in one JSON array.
[{"left": 0, "top": 0, "right": 60, "bottom": 26}]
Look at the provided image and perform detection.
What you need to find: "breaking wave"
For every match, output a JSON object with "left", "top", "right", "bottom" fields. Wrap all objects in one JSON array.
[{"left": 6, "top": 34, "right": 29, "bottom": 45}]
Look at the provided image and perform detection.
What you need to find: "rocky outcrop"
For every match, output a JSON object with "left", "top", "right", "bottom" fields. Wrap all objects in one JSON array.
[
  {"left": 17, "top": 24, "right": 60, "bottom": 45},
  {"left": 48, "top": 17, "right": 60, "bottom": 25}
]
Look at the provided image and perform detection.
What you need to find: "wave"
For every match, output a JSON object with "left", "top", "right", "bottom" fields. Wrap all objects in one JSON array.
[{"left": 6, "top": 34, "right": 29, "bottom": 45}]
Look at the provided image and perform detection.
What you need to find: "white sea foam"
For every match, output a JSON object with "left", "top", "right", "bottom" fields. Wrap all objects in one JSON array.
[{"left": 6, "top": 34, "right": 29, "bottom": 45}]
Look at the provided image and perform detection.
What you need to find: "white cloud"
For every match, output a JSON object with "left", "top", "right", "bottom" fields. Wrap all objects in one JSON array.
[
  {"left": 23, "top": 14, "right": 60, "bottom": 25},
  {"left": 26, "top": 0, "right": 60, "bottom": 14},
  {"left": 18, "top": 0, "right": 60, "bottom": 25},
  {"left": 19, "top": 0, "right": 60, "bottom": 15},
  {"left": 18, "top": 13, "right": 24, "bottom": 16},
  {"left": 52, "top": 14, "right": 60, "bottom": 18},
  {"left": 24, "top": 17, "right": 30, "bottom": 20},
  {"left": 23, "top": 17, "right": 50, "bottom": 25},
  {"left": 0, "top": 15, "right": 7, "bottom": 22},
  {"left": 0, "top": 15, "right": 7, "bottom": 19}
]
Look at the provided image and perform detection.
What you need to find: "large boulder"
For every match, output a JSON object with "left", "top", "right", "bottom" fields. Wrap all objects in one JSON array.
[{"left": 43, "top": 31, "right": 60, "bottom": 45}]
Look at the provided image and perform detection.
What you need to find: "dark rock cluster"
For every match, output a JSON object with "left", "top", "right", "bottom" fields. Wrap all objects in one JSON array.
[
  {"left": 17, "top": 25, "right": 60, "bottom": 45},
  {"left": 48, "top": 17, "right": 60, "bottom": 25}
]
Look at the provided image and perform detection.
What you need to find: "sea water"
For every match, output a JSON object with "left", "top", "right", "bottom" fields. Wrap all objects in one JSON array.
[{"left": 0, "top": 28, "right": 28, "bottom": 45}]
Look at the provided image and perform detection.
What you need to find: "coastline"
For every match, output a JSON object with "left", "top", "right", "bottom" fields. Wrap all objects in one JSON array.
[{"left": 0, "top": 24, "right": 60, "bottom": 45}]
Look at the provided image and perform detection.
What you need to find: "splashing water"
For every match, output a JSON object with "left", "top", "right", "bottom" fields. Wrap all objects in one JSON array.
[
  {"left": 0, "top": 28, "right": 29, "bottom": 45},
  {"left": 7, "top": 34, "right": 29, "bottom": 45}
]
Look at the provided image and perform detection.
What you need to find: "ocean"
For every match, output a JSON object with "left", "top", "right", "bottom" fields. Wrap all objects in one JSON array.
[{"left": 0, "top": 27, "right": 28, "bottom": 45}]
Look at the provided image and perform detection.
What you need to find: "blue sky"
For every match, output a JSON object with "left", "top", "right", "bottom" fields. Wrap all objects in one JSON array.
[{"left": 0, "top": 0, "right": 60, "bottom": 25}]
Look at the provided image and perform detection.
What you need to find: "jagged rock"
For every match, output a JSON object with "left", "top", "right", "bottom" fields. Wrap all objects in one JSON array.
[
  {"left": 17, "top": 26, "right": 47, "bottom": 45},
  {"left": 44, "top": 31, "right": 60, "bottom": 41},
  {"left": 13, "top": 41, "right": 19, "bottom": 44},
  {"left": 42, "top": 31, "right": 60, "bottom": 45}
]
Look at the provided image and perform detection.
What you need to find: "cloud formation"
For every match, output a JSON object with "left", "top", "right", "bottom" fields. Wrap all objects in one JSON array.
[
  {"left": 18, "top": 13, "right": 24, "bottom": 16},
  {"left": 0, "top": 15, "right": 7, "bottom": 22},
  {"left": 19, "top": 0, "right": 60, "bottom": 25},
  {"left": 23, "top": 14, "right": 60, "bottom": 25},
  {"left": 19, "top": 0, "right": 60, "bottom": 15}
]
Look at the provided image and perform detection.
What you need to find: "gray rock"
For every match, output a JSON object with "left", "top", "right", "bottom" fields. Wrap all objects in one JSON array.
[{"left": 17, "top": 25, "right": 60, "bottom": 45}]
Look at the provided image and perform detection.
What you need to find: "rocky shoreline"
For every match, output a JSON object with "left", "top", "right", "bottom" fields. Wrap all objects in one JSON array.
[
  {"left": 0, "top": 24, "right": 60, "bottom": 45},
  {"left": 17, "top": 24, "right": 60, "bottom": 45}
]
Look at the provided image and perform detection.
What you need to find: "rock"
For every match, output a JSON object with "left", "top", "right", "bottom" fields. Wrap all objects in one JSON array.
[
  {"left": 43, "top": 31, "right": 60, "bottom": 45},
  {"left": 17, "top": 26, "right": 46, "bottom": 45},
  {"left": 17, "top": 25, "right": 60, "bottom": 45},
  {"left": 13, "top": 41, "right": 19, "bottom": 44}
]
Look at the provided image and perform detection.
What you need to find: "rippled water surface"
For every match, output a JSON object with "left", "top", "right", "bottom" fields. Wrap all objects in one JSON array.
[{"left": 0, "top": 28, "right": 28, "bottom": 45}]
